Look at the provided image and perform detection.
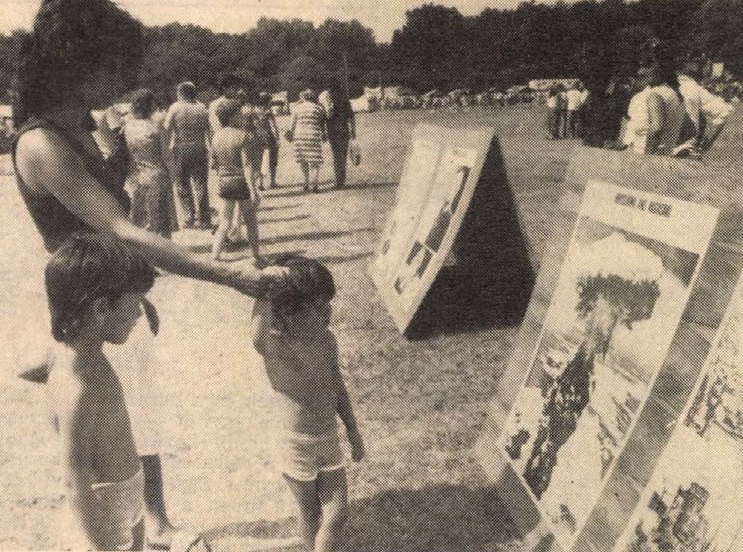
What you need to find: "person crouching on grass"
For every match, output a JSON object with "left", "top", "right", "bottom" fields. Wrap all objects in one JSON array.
[
  {"left": 210, "top": 99, "right": 263, "bottom": 264},
  {"left": 252, "top": 256, "right": 365, "bottom": 552},
  {"left": 45, "top": 233, "right": 209, "bottom": 552}
]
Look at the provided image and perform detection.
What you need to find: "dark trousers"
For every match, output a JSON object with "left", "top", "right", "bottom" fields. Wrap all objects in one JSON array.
[
  {"left": 264, "top": 140, "right": 279, "bottom": 185},
  {"left": 173, "top": 143, "right": 210, "bottom": 224},
  {"left": 327, "top": 121, "right": 350, "bottom": 187}
]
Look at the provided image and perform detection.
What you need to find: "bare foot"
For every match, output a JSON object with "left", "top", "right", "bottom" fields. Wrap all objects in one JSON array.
[{"left": 146, "top": 520, "right": 178, "bottom": 550}]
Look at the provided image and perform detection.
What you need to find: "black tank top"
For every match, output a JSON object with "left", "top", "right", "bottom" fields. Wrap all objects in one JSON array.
[{"left": 11, "top": 117, "right": 131, "bottom": 253}]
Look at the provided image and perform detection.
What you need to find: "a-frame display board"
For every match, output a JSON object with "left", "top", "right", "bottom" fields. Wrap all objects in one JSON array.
[
  {"left": 474, "top": 146, "right": 743, "bottom": 552},
  {"left": 369, "top": 124, "right": 533, "bottom": 336}
]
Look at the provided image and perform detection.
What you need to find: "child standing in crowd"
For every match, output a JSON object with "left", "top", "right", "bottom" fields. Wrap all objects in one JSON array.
[
  {"left": 45, "top": 233, "right": 153, "bottom": 550},
  {"left": 210, "top": 99, "right": 263, "bottom": 264},
  {"left": 245, "top": 92, "right": 280, "bottom": 191},
  {"left": 252, "top": 256, "right": 365, "bottom": 552}
]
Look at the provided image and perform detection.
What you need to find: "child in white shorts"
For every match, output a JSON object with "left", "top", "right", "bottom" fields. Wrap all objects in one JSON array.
[{"left": 252, "top": 255, "right": 365, "bottom": 552}]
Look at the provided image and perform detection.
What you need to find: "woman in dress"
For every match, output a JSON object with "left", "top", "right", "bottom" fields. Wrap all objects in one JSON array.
[
  {"left": 12, "top": 0, "right": 285, "bottom": 548},
  {"left": 124, "top": 88, "right": 177, "bottom": 238},
  {"left": 288, "top": 88, "right": 327, "bottom": 193}
]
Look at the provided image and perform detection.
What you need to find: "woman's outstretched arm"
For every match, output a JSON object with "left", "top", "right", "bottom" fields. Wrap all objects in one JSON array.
[{"left": 15, "top": 128, "right": 282, "bottom": 297}]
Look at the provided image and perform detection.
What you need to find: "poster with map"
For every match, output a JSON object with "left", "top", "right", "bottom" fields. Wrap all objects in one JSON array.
[
  {"left": 612, "top": 274, "right": 743, "bottom": 552},
  {"left": 498, "top": 181, "right": 720, "bottom": 549}
]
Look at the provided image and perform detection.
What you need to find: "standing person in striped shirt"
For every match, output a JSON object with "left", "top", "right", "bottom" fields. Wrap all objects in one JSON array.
[{"left": 287, "top": 89, "right": 327, "bottom": 193}]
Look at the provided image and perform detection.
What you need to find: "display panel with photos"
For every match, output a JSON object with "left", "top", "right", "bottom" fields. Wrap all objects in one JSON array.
[
  {"left": 369, "top": 125, "right": 496, "bottom": 334},
  {"left": 612, "top": 274, "right": 743, "bottom": 552},
  {"left": 498, "top": 181, "right": 720, "bottom": 549}
]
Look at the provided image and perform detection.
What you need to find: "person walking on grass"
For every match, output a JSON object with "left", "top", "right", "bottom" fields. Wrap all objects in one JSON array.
[
  {"left": 124, "top": 88, "right": 178, "bottom": 238},
  {"left": 252, "top": 255, "right": 365, "bottom": 552},
  {"left": 288, "top": 89, "right": 327, "bottom": 193},
  {"left": 163, "top": 81, "right": 211, "bottom": 229},
  {"left": 247, "top": 92, "right": 280, "bottom": 190},
  {"left": 322, "top": 78, "right": 357, "bottom": 189},
  {"left": 210, "top": 99, "right": 263, "bottom": 264},
  {"left": 209, "top": 74, "right": 249, "bottom": 243}
]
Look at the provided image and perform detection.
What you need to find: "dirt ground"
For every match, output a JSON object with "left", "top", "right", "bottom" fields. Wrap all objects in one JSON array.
[{"left": 0, "top": 104, "right": 739, "bottom": 551}]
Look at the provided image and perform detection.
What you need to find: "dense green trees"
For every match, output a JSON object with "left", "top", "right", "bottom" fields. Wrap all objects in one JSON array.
[{"left": 1, "top": 0, "right": 741, "bottom": 104}]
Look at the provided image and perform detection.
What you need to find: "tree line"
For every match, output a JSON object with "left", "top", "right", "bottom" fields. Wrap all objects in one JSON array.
[{"left": 1, "top": 0, "right": 741, "bottom": 105}]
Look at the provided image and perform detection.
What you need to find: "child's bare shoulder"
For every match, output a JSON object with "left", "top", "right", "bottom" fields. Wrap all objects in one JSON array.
[{"left": 47, "top": 355, "right": 102, "bottom": 421}]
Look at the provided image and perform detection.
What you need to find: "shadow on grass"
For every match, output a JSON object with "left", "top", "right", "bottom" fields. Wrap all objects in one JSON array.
[
  {"left": 187, "top": 226, "right": 373, "bottom": 253},
  {"left": 259, "top": 214, "right": 311, "bottom": 224},
  {"left": 219, "top": 249, "right": 308, "bottom": 264},
  {"left": 315, "top": 251, "right": 373, "bottom": 265},
  {"left": 203, "top": 484, "right": 520, "bottom": 552},
  {"left": 258, "top": 203, "right": 303, "bottom": 212},
  {"left": 344, "top": 181, "right": 398, "bottom": 191},
  {"left": 261, "top": 228, "right": 374, "bottom": 246}
]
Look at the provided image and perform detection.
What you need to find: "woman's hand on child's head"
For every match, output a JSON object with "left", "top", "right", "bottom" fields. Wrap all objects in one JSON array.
[
  {"left": 349, "top": 431, "right": 365, "bottom": 462},
  {"left": 232, "top": 263, "right": 289, "bottom": 297},
  {"left": 260, "top": 265, "right": 291, "bottom": 298}
]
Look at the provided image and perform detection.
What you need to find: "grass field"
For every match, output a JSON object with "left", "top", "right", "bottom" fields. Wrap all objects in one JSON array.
[{"left": 0, "top": 104, "right": 740, "bottom": 551}]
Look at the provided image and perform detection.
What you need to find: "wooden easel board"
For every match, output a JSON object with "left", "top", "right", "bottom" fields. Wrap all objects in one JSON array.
[
  {"left": 474, "top": 147, "right": 743, "bottom": 552},
  {"left": 368, "top": 124, "right": 497, "bottom": 334}
]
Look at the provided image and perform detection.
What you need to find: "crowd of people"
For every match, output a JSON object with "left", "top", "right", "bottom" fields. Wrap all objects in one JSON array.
[
  {"left": 10, "top": 0, "right": 362, "bottom": 551},
  {"left": 89, "top": 73, "right": 358, "bottom": 265},
  {"left": 547, "top": 47, "right": 733, "bottom": 158}
]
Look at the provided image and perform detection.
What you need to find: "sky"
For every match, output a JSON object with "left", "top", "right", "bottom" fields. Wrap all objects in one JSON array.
[{"left": 0, "top": 0, "right": 571, "bottom": 43}]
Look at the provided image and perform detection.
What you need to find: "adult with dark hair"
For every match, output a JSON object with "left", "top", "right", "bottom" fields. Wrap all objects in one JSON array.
[
  {"left": 163, "top": 81, "right": 211, "bottom": 229},
  {"left": 676, "top": 58, "right": 733, "bottom": 155},
  {"left": 246, "top": 92, "right": 280, "bottom": 190},
  {"left": 321, "top": 77, "right": 357, "bottom": 188},
  {"left": 643, "top": 46, "right": 687, "bottom": 156},
  {"left": 125, "top": 88, "right": 177, "bottom": 238},
  {"left": 11, "top": 1, "right": 285, "bottom": 549}
]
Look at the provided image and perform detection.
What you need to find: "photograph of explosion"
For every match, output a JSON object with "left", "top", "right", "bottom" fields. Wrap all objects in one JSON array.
[
  {"left": 614, "top": 277, "right": 743, "bottom": 552},
  {"left": 500, "top": 187, "right": 717, "bottom": 548}
]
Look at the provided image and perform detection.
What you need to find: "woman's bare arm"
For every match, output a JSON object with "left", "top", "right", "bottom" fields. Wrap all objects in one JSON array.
[{"left": 16, "top": 128, "right": 281, "bottom": 296}]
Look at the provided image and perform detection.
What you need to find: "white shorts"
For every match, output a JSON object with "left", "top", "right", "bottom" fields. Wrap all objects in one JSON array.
[{"left": 276, "top": 430, "right": 345, "bottom": 482}]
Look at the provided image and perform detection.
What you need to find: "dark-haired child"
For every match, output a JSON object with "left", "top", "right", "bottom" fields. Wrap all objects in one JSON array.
[
  {"left": 252, "top": 256, "right": 364, "bottom": 552},
  {"left": 44, "top": 233, "right": 196, "bottom": 551}
]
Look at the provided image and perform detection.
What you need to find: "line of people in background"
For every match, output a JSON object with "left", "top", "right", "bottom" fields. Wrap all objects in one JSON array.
[{"left": 94, "top": 74, "right": 358, "bottom": 262}]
